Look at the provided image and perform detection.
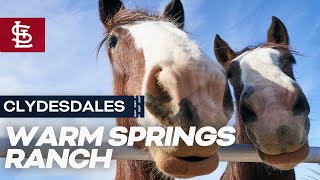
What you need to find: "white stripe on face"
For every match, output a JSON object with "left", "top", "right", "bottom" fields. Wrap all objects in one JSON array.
[
  {"left": 234, "top": 47, "right": 295, "bottom": 93},
  {"left": 122, "top": 21, "right": 223, "bottom": 72},
  {"left": 121, "top": 21, "right": 228, "bottom": 127}
]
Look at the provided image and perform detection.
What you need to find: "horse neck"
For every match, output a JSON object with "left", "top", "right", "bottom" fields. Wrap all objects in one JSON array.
[{"left": 220, "top": 100, "right": 296, "bottom": 180}]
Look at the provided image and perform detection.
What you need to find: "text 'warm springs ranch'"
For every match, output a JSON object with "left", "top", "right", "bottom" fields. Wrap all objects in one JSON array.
[{"left": 5, "top": 126, "right": 235, "bottom": 168}]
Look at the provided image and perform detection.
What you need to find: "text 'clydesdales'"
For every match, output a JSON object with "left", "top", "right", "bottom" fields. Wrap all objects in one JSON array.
[{"left": 0, "top": 96, "right": 144, "bottom": 118}]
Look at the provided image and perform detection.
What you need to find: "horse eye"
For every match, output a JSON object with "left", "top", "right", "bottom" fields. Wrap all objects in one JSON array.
[
  {"left": 226, "top": 71, "right": 233, "bottom": 79},
  {"left": 108, "top": 35, "right": 118, "bottom": 48}
]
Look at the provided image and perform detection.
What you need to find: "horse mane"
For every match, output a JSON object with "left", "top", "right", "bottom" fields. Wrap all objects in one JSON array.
[
  {"left": 237, "top": 43, "right": 300, "bottom": 64},
  {"left": 104, "top": 8, "right": 163, "bottom": 31}
]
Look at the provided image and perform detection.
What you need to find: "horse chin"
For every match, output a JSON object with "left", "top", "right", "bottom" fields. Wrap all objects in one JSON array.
[
  {"left": 256, "top": 142, "right": 310, "bottom": 170},
  {"left": 150, "top": 146, "right": 220, "bottom": 178}
]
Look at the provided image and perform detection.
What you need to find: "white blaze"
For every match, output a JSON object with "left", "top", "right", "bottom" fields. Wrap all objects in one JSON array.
[{"left": 234, "top": 47, "right": 295, "bottom": 92}]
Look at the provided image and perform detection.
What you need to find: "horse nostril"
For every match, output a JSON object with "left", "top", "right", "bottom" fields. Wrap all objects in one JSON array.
[
  {"left": 145, "top": 66, "right": 165, "bottom": 97},
  {"left": 292, "top": 90, "right": 310, "bottom": 116},
  {"left": 239, "top": 101, "right": 257, "bottom": 124},
  {"left": 145, "top": 67, "right": 173, "bottom": 120},
  {"left": 276, "top": 125, "right": 292, "bottom": 144},
  {"left": 172, "top": 98, "right": 200, "bottom": 127}
]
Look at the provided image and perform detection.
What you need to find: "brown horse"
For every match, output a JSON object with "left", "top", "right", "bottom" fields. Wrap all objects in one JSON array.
[
  {"left": 214, "top": 16, "right": 310, "bottom": 180},
  {"left": 98, "top": 0, "right": 233, "bottom": 179}
]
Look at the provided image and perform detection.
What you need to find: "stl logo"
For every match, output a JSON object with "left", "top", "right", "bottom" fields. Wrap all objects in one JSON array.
[
  {"left": 12, "top": 21, "right": 33, "bottom": 48},
  {"left": 0, "top": 18, "right": 45, "bottom": 52}
]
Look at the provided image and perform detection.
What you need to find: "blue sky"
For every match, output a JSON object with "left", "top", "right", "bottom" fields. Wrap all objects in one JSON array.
[{"left": 0, "top": 0, "right": 319, "bottom": 179}]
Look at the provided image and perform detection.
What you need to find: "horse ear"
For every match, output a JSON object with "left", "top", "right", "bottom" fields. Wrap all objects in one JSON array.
[
  {"left": 267, "top": 16, "right": 289, "bottom": 45},
  {"left": 163, "top": 0, "right": 185, "bottom": 29},
  {"left": 214, "top": 34, "right": 236, "bottom": 67},
  {"left": 99, "top": 0, "right": 124, "bottom": 25}
]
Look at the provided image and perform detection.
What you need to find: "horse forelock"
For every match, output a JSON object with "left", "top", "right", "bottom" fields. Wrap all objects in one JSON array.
[
  {"left": 236, "top": 43, "right": 299, "bottom": 64},
  {"left": 104, "top": 9, "right": 164, "bottom": 32}
]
